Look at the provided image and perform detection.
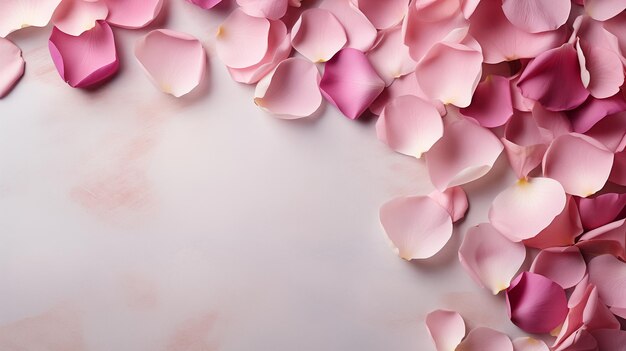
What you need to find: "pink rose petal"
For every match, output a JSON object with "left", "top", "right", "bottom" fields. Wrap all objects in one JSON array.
[
  {"left": 588, "top": 254, "right": 626, "bottom": 308},
  {"left": 367, "top": 25, "right": 416, "bottom": 86},
  {"left": 425, "top": 309, "right": 466, "bottom": 351},
  {"left": 320, "top": 48, "right": 385, "bottom": 119},
  {"left": 577, "top": 40, "right": 624, "bottom": 99},
  {"left": 216, "top": 9, "right": 271, "bottom": 69},
  {"left": 103, "top": 0, "right": 163, "bottom": 29},
  {"left": 532, "top": 103, "right": 573, "bottom": 140},
  {"left": 530, "top": 246, "right": 586, "bottom": 289},
  {"left": 459, "top": 223, "right": 526, "bottom": 294},
  {"left": 501, "top": 111, "right": 549, "bottom": 179},
  {"left": 0, "top": 0, "right": 62, "bottom": 37},
  {"left": 578, "top": 193, "right": 626, "bottom": 230},
  {"left": 502, "top": 0, "right": 570, "bottom": 33},
  {"left": 461, "top": 75, "right": 513, "bottom": 128},
  {"left": 379, "top": 195, "right": 453, "bottom": 260},
  {"left": 236, "top": 0, "right": 288, "bottom": 20},
  {"left": 554, "top": 329, "right": 598, "bottom": 351},
  {"left": 584, "top": 111, "right": 626, "bottom": 153},
  {"left": 610, "top": 150, "right": 626, "bottom": 185},
  {"left": 0, "top": 38, "right": 25, "bottom": 98},
  {"left": 186, "top": 0, "right": 222, "bottom": 10},
  {"left": 591, "top": 329, "right": 626, "bottom": 351},
  {"left": 350, "top": 0, "right": 407, "bottom": 29},
  {"left": 48, "top": 20, "right": 119, "bottom": 88},
  {"left": 369, "top": 73, "right": 439, "bottom": 116},
  {"left": 428, "top": 186, "right": 468, "bottom": 223},
  {"left": 569, "top": 93, "right": 626, "bottom": 133},
  {"left": 291, "top": 8, "right": 346, "bottom": 63},
  {"left": 319, "top": 0, "right": 376, "bottom": 52},
  {"left": 52, "top": 0, "right": 108, "bottom": 36},
  {"left": 456, "top": 327, "right": 513, "bottom": 351},
  {"left": 578, "top": 219, "right": 626, "bottom": 260},
  {"left": 512, "top": 337, "right": 550, "bottom": 351},
  {"left": 585, "top": 0, "right": 626, "bottom": 21},
  {"left": 524, "top": 196, "right": 583, "bottom": 249}
]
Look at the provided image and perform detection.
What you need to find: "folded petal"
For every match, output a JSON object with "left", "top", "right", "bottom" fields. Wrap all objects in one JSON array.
[
  {"left": 584, "top": 111, "right": 626, "bottom": 153},
  {"left": 425, "top": 309, "right": 466, "bottom": 351},
  {"left": 532, "top": 103, "right": 573, "bottom": 140},
  {"left": 320, "top": 48, "right": 385, "bottom": 119},
  {"left": 49, "top": 20, "right": 118, "bottom": 88},
  {"left": 254, "top": 57, "right": 321, "bottom": 119},
  {"left": 610, "top": 150, "right": 626, "bottom": 185},
  {"left": 216, "top": 9, "right": 271, "bottom": 69},
  {"left": 376, "top": 95, "right": 443, "bottom": 158},
  {"left": 461, "top": 75, "right": 513, "bottom": 128},
  {"left": 186, "top": 0, "right": 222, "bottom": 9},
  {"left": 428, "top": 186, "right": 468, "bottom": 223},
  {"left": 369, "top": 73, "right": 441, "bottom": 115},
  {"left": 578, "top": 193, "right": 626, "bottom": 230},
  {"left": 578, "top": 219, "right": 626, "bottom": 260},
  {"left": 351, "top": 0, "right": 407, "bottom": 29},
  {"left": 502, "top": 0, "right": 570, "bottom": 33},
  {"left": 506, "top": 271, "right": 568, "bottom": 334},
  {"left": 319, "top": 0, "right": 376, "bottom": 52},
  {"left": 577, "top": 40, "right": 624, "bottom": 99},
  {"left": 135, "top": 29, "right": 206, "bottom": 97},
  {"left": 502, "top": 111, "right": 549, "bottom": 179},
  {"left": 236, "top": 0, "right": 288, "bottom": 20},
  {"left": 524, "top": 196, "right": 583, "bottom": 249},
  {"left": 585, "top": 0, "right": 626, "bottom": 21},
  {"left": 459, "top": 223, "right": 526, "bottom": 294},
  {"left": 291, "top": 8, "right": 346, "bottom": 63},
  {"left": 0, "top": 38, "right": 25, "bottom": 98},
  {"left": 367, "top": 25, "right": 416, "bottom": 86},
  {"left": 456, "top": 327, "right": 513, "bottom": 351},
  {"left": 530, "top": 246, "right": 586, "bottom": 289},
  {"left": 512, "top": 337, "right": 549, "bottom": 351},
  {"left": 489, "top": 177, "right": 566, "bottom": 242},
  {"left": 379, "top": 195, "right": 453, "bottom": 260},
  {"left": 517, "top": 43, "right": 590, "bottom": 111},
  {"left": 425, "top": 117, "right": 503, "bottom": 191},
  {"left": 52, "top": 0, "right": 108, "bottom": 36},
  {"left": 588, "top": 254, "right": 626, "bottom": 308},
  {"left": 0, "top": 0, "right": 62, "bottom": 37},
  {"left": 542, "top": 133, "right": 614, "bottom": 197},
  {"left": 569, "top": 93, "right": 626, "bottom": 133},
  {"left": 103, "top": 0, "right": 163, "bottom": 29}
]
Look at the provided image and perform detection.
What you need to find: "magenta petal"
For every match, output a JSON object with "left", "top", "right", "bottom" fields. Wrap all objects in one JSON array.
[
  {"left": 530, "top": 246, "right": 586, "bottom": 289},
  {"left": 0, "top": 38, "right": 25, "bottom": 98},
  {"left": 425, "top": 310, "right": 466, "bottom": 351},
  {"left": 506, "top": 271, "right": 568, "bottom": 334},
  {"left": 103, "top": 0, "right": 163, "bottom": 29},
  {"left": 320, "top": 48, "right": 385, "bottom": 119},
  {"left": 569, "top": 93, "right": 626, "bottom": 133},
  {"left": 588, "top": 254, "right": 626, "bottom": 309},
  {"left": 578, "top": 193, "right": 626, "bottom": 230},
  {"left": 48, "top": 20, "right": 119, "bottom": 88},
  {"left": 455, "top": 327, "right": 513, "bottom": 351},
  {"left": 610, "top": 150, "right": 626, "bottom": 185},
  {"left": 186, "top": 0, "right": 222, "bottom": 9},
  {"left": 428, "top": 186, "right": 468, "bottom": 223},
  {"left": 460, "top": 75, "right": 513, "bottom": 128}
]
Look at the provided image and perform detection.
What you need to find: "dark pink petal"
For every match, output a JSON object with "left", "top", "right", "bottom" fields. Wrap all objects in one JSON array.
[
  {"left": 0, "top": 0, "right": 62, "bottom": 37},
  {"left": 216, "top": 9, "right": 271, "bottom": 69},
  {"left": 52, "top": 0, "right": 108, "bottom": 36},
  {"left": 428, "top": 186, "right": 468, "bottom": 223},
  {"left": 48, "top": 20, "right": 118, "bottom": 88},
  {"left": 530, "top": 246, "right": 586, "bottom": 289},
  {"left": 590, "top": 330, "right": 626, "bottom": 351},
  {"left": 512, "top": 337, "right": 549, "bottom": 351},
  {"left": 588, "top": 254, "right": 626, "bottom": 308},
  {"left": 578, "top": 219, "right": 626, "bottom": 260},
  {"left": 518, "top": 43, "right": 589, "bottom": 111},
  {"left": 236, "top": 0, "right": 288, "bottom": 20},
  {"left": 0, "top": 38, "right": 25, "bottom": 98},
  {"left": 585, "top": 0, "right": 626, "bottom": 21},
  {"left": 425, "top": 309, "right": 466, "bottom": 351},
  {"left": 320, "top": 48, "right": 385, "bottom": 119},
  {"left": 186, "top": 0, "right": 222, "bottom": 9},
  {"left": 506, "top": 271, "right": 568, "bottom": 334},
  {"left": 455, "top": 327, "right": 513, "bottom": 351},
  {"left": 524, "top": 196, "right": 583, "bottom": 249},
  {"left": 584, "top": 111, "right": 626, "bottom": 153},
  {"left": 502, "top": 0, "right": 570, "bottom": 33},
  {"left": 569, "top": 93, "right": 626, "bottom": 133},
  {"left": 461, "top": 75, "right": 513, "bottom": 128},
  {"left": 351, "top": 0, "right": 408, "bottom": 29},
  {"left": 319, "top": 0, "right": 377, "bottom": 52},
  {"left": 291, "top": 8, "right": 346, "bottom": 63},
  {"left": 578, "top": 193, "right": 626, "bottom": 230},
  {"left": 103, "top": 0, "right": 163, "bottom": 29},
  {"left": 367, "top": 25, "right": 416, "bottom": 86},
  {"left": 532, "top": 104, "right": 573, "bottom": 140},
  {"left": 610, "top": 150, "right": 626, "bottom": 185}
]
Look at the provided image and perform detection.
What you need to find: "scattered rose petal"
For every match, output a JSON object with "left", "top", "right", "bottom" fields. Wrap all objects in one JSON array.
[
  {"left": 578, "top": 219, "right": 626, "bottom": 260},
  {"left": 577, "top": 40, "right": 624, "bottom": 99},
  {"left": 569, "top": 93, "right": 626, "bottom": 134},
  {"left": 186, "top": 0, "right": 222, "bottom": 10},
  {"left": 591, "top": 329, "right": 626, "bottom": 351},
  {"left": 52, "top": 0, "right": 108, "bottom": 36},
  {"left": 428, "top": 186, "right": 468, "bottom": 223},
  {"left": 425, "top": 309, "right": 466, "bottom": 351},
  {"left": 610, "top": 150, "right": 626, "bottom": 185},
  {"left": 461, "top": 75, "right": 513, "bottom": 128},
  {"left": 524, "top": 196, "right": 583, "bottom": 249},
  {"left": 369, "top": 73, "right": 440, "bottom": 115},
  {"left": 351, "top": 0, "right": 407, "bottom": 30},
  {"left": 501, "top": 111, "right": 549, "bottom": 179},
  {"left": 0, "top": 0, "right": 62, "bottom": 37},
  {"left": 319, "top": 0, "right": 377, "bottom": 52},
  {"left": 0, "top": 38, "right": 25, "bottom": 98},
  {"left": 578, "top": 193, "right": 626, "bottom": 230},
  {"left": 512, "top": 337, "right": 550, "bottom": 351},
  {"left": 103, "top": 0, "right": 163, "bottom": 29},
  {"left": 502, "top": 0, "right": 570, "bottom": 34},
  {"left": 291, "top": 8, "right": 346, "bottom": 63},
  {"left": 530, "top": 246, "right": 587, "bottom": 289},
  {"left": 588, "top": 254, "right": 626, "bottom": 308},
  {"left": 456, "top": 327, "right": 513, "bottom": 351},
  {"left": 236, "top": 0, "right": 288, "bottom": 20},
  {"left": 216, "top": 9, "right": 271, "bottom": 69},
  {"left": 584, "top": 111, "right": 626, "bottom": 153},
  {"left": 584, "top": 0, "right": 626, "bottom": 21},
  {"left": 367, "top": 25, "right": 416, "bottom": 86}
]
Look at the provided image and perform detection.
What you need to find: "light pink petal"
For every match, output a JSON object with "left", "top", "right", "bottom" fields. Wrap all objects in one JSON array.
[
  {"left": 135, "top": 29, "right": 206, "bottom": 97},
  {"left": 52, "top": 0, "right": 108, "bottom": 36},
  {"left": 510, "top": 74, "right": 536, "bottom": 112},
  {"left": 48, "top": 20, "right": 118, "bottom": 88},
  {"left": 320, "top": 48, "right": 385, "bottom": 119},
  {"left": 610, "top": 306, "right": 626, "bottom": 319},
  {"left": 461, "top": 75, "right": 513, "bottom": 128},
  {"left": 604, "top": 13, "right": 626, "bottom": 62},
  {"left": 103, "top": 0, "right": 162, "bottom": 29},
  {"left": 489, "top": 177, "right": 566, "bottom": 242},
  {"left": 469, "top": 0, "right": 565, "bottom": 64},
  {"left": 455, "top": 327, "right": 513, "bottom": 351},
  {"left": 425, "top": 117, "right": 503, "bottom": 191},
  {"left": 291, "top": 8, "right": 346, "bottom": 63},
  {"left": 502, "top": 0, "right": 570, "bottom": 33},
  {"left": 585, "top": 0, "right": 626, "bottom": 21},
  {"left": 369, "top": 73, "right": 441, "bottom": 115},
  {"left": 578, "top": 219, "right": 626, "bottom": 261},
  {"left": 570, "top": 94, "right": 626, "bottom": 134},
  {"left": 610, "top": 150, "right": 626, "bottom": 185},
  {"left": 425, "top": 310, "right": 466, "bottom": 351},
  {"left": 0, "top": 38, "right": 25, "bottom": 98},
  {"left": 254, "top": 57, "right": 321, "bottom": 119},
  {"left": 236, "top": 0, "right": 288, "bottom": 20},
  {"left": 428, "top": 187, "right": 468, "bottom": 223},
  {"left": 319, "top": 0, "right": 376, "bottom": 52},
  {"left": 588, "top": 254, "right": 626, "bottom": 308},
  {"left": 351, "top": 0, "right": 407, "bottom": 29},
  {"left": 512, "top": 337, "right": 550, "bottom": 351},
  {"left": 459, "top": 223, "right": 526, "bottom": 294},
  {"left": 530, "top": 246, "right": 586, "bottom": 289},
  {"left": 415, "top": 41, "right": 482, "bottom": 107},
  {"left": 367, "top": 25, "right": 416, "bottom": 86},
  {"left": 505, "top": 109, "right": 547, "bottom": 146},
  {"left": 584, "top": 111, "right": 626, "bottom": 153},
  {"left": 591, "top": 330, "right": 626, "bottom": 351},
  {"left": 577, "top": 40, "right": 624, "bottom": 99},
  {"left": 376, "top": 95, "right": 443, "bottom": 158},
  {"left": 216, "top": 9, "right": 270, "bottom": 69},
  {"left": 502, "top": 111, "right": 549, "bottom": 179},
  {"left": 379, "top": 195, "right": 453, "bottom": 260},
  {"left": 578, "top": 193, "right": 626, "bottom": 230},
  {"left": 524, "top": 196, "right": 583, "bottom": 249},
  {"left": 186, "top": 0, "right": 222, "bottom": 10},
  {"left": 506, "top": 271, "right": 568, "bottom": 334},
  {"left": 0, "top": 0, "right": 62, "bottom": 37},
  {"left": 542, "top": 133, "right": 614, "bottom": 197},
  {"left": 518, "top": 43, "right": 590, "bottom": 111},
  {"left": 411, "top": 0, "right": 464, "bottom": 22}
]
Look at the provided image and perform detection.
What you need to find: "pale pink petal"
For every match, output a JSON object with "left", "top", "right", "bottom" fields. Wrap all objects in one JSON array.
[
  {"left": 319, "top": 0, "right": 376, "bottom": 52},
  {"left": 502, "top": 111, "right": 549, "bottom": 179},
  {"left": 603, "top": 13, "right": 626, "bottom": 62},
  {"left": 459, "top": 223, "right": 526, "bottom": 294},
  {"left": 52, "top": 0, "right": 108, "bottom": 36},
  {"left": 577, "top": 40, "right": 624, "bottom": 99},
  {"left": 489, "top": 177, "right": 566, "bottom": 242},
  {"left": 216, "top": 9, "right": 270, "bottom": 69},
  {"left": 186, "top": 0, "right": 222, "bottom": 10},
  {"left": 135, "top": 29, "right": 206, "bottom": 97},
  {"left": 578, "top": 219, "right": 626, "bottom": 260},
  {"left": 428, "top": 187, "right": 468, "bottom": 223},
  {"left": 49, "top": 20, "right": 118, "bottom": 88},
  {"left": 460, "top": 0, "right": 480, "bottom": 18},
  {"left": 103, "top": 0, "right": 162, "bottom": 29},
  {"left": 512, "top": 337, "right": 550, "bottom": 351},
  {"left": 578, "top": 193, "right": 626, "bottom": 230},
  {"left": 367, "top": 26, "right": 416, "bottom": 86},
  {"left": 588, "top": 254, "right": 626, "bottom": 308},
  {"left": 585, "top": 0, "right": 626, "bottom": 21},
  {"left": 591, "top": 330, "right": 626, "bottom": 351},
  {"left": 456, "top": 327, "right": 513, "bottom": 351},
  {"left": 379, "top": 195, "right": 453, "bottom": 260},
  {"left": 506, "top": 271, "right": 568, "bottom": 333},
  {"left": 584, "top": 111, "right": 626, "bottom": 152},
  {"left": 425, "top": 117, "right": 503, "bottom": 191},
  {"left": 530, "top": 246, "right": 586, "bottom": 289},
  {"left": 320, "top": 48, "right": 385, "bottom": 119},
  {"left": 0, "top": 0, "right": 62, "bottom": 37},
  {"left": 425, "top": 310, "right": 466, "bottom": 351},
  {"left": 291, "top": 8, "right": 346, "bottom": 63},
  {"left": 502, "top": 0, "right": 570, "bottom": 33},
  {"left": 411, "top": 0, "right": 464, "bottom": 22},
  {"left": 542, "top": 133, "right": 614, "bottom": 197},
  {"left": 0, "top": 38, "right": 25, "bottom": 98},
  {"left": 369, "top": 73, "right": 441, "bottom": 115},
  {"left": 518, "top": 43, "right": 590, "bottom": 111},
  {"left": 351, "top": 0, "right": 407, "bottom": 29},
  {"left": 524, "top": 196, "right": 583, "bottom": 249},
  {"left": 570, "top": 94, "right": 626, "bottom": 133},
  {"left": 236, "top": 0, "right": 288, "bottom": 20},
  {"left": 461, "top": 75, "right": 513, "bottom": 128},
  {"left": 610, "top": 150, "right": 626, "bottom": 185},
  {"left": 415, "top": 41, "right": 483, "bottom": 107},
  {"left": 376, "top": 95, "right": 443, "bottom": 158},
  {"left": 254, "top": 57, "right": 321, "bottom": 119}
]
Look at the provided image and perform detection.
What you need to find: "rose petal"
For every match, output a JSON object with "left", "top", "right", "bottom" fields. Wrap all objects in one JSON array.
[
  {"left": 456, "top": 327, "right": 513, "bottom": 351},
  {"left": 570, "top": 93, "right": 626, "bottom": 133},
  {"left": 542, "top": 133, "right": 614, "bottom": 197},
  {"left": 52, "top": 0, "right": 108, "bottom": 36},
  {"left": 489, "top": 177, "right": 566, "bottom": 242},
  {"left": 502, "top": 0, "right": 570, "bottom": 33},
  {"left": 103, "top": 0, "right": 163, "bottom": 29},
  {"left": 532, "top": 103, "right": 573, "bottom": 140},
  {"left": 512, "top": 337, "right": 550, "bottom": 351},
  {"left": 461, "top": 75, "right": 513, "bottom": 128},
  {"left": 379, "top": 195, "right": 453, "bottom": 260},
  {"left": 585, "top": 0, "right": 626, "bottom": 21},
  {"left": 291, "top": 8, "right": 346, "bottom": 63},
  {"left": 254, "top": 57, "right": 321, "bottom": 119},
  {"left": 186, "top": 0, "right": 222, "bottom": 10},
  {"left": 0, "top": 0, "right": 62, "bottom": 37},
  {"left": 591, "top": 330, "right": 626, "bottom": 351},
  {"left": 48, "top": 20, "right": 119, "bottom": 88},
  {"left": 376, "top": 95, "right": 443, "bottom": 158},
  {"left": 610, "top": 150, "right": 626, "bottom": 185},
  {"left": 577, "top": 40, "right": 624, "bottom": 99},
  {"left": 584, "top": 111, "right": 626, "bottom": 153},
  {"left": 425, "top": 309, "right": 466, "bottom": 351},
  {"left": 524, "top": 196, "right": 583, "bottom": 249},
  {"left": 530, "top": 246, "right": 586, "bottom": 289},
  {"left": 588, "top": 254, "right": 626, "bottom": 309},
  {"left": 578, "top": 219, "right": 626, "bottom": 260},
  {"left": 367, "top": 25, "right": 416, "bottom": 86},
  {"left": 428, "top": 186, "right": 468, "bottom": 223},
  {"left": 578, "top": 193, "right": 626, "bottom": 230},
  {"left": 320, "top": 48, "right": 385, "bottom": 119},
  {"left": 350, "top": 0, "right": 407, "bottom": 29},
  {"left": 369, "top": 73, "right": 441, "bottom": 115},
  {"left": 319, "top": 0, "right": 376, "bottom": 52},
  {"left": 0, "top": 38, "right": 25, "bottom": 98},
  {"left": 216, "top": 9, "right": 271, "bottom": 69},
  {"left": 236, "top": 0, "right": 288, "bottom": 20},
  {"left": 501, "top": 111, "right": 549, "bottom": 179},
  {"left": 459, "top": 223, "right": 526, "bottom": 294}
]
